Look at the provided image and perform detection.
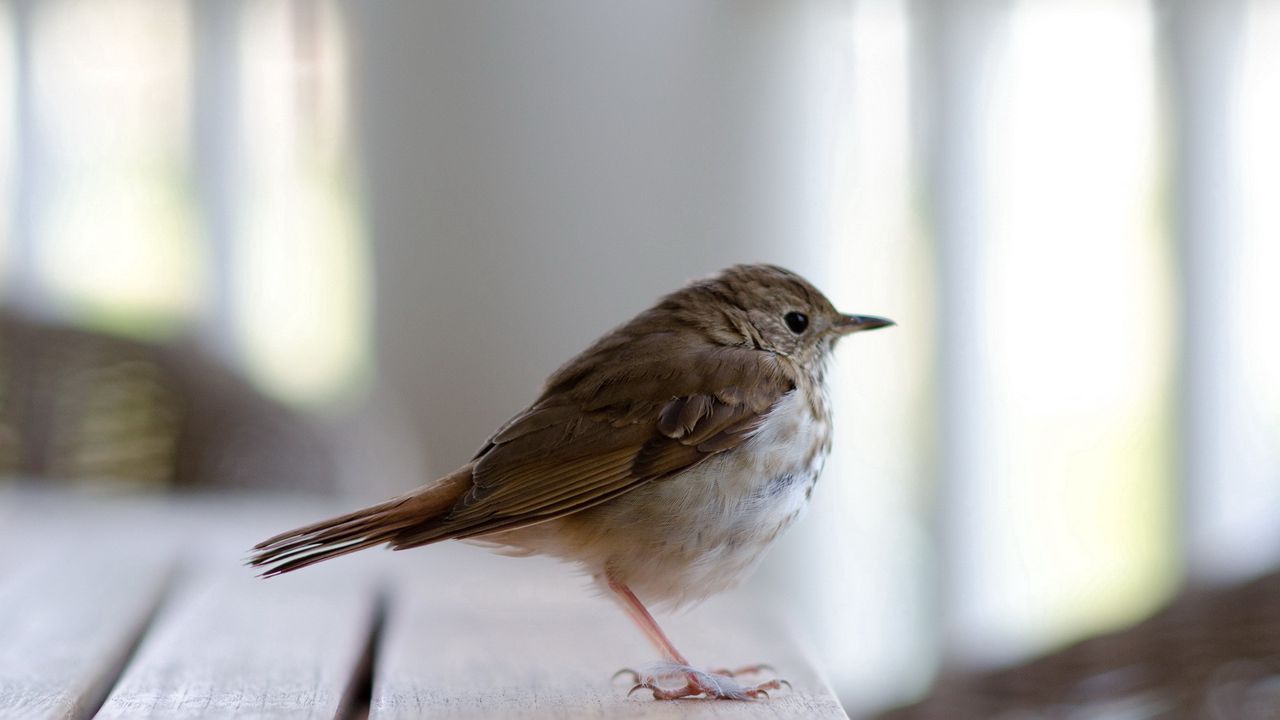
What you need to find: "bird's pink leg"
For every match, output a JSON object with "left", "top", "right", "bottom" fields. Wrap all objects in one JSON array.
[
  {"left": 605, "top": 576, "right": 785, "bottom": 700},
  {"left": 606, "top": 576, "right": 691, "bottom": 665}
]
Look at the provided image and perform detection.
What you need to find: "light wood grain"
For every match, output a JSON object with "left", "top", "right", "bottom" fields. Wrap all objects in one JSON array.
[
  {"left": 0, "top": 490, "right": 844, "bottom": 718},
  {"left": 371, "top": 544, "right": 846, "bottom": 719},
  {"left": 0, "top": 537, "right": 174, "bottom": 720},
  {"left": 95, "top": 562, "right": 380, "bottom": 719}
]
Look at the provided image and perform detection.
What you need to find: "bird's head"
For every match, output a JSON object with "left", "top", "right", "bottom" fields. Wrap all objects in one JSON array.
[{"left": 667, "top": 263, "right": 894, "bottom": 373}]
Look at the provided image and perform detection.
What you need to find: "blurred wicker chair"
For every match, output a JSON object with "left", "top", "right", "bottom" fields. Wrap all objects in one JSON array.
[
  {"left": 0, "top": 311, "right": 337, "bottom": 493},
  {"left": 878, "top": 571, "right": 1280, "bottom": 720}
]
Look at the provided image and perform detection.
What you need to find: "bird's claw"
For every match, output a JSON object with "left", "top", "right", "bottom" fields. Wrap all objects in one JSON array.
[
  {"left": 627, "top": 682, "right": 653, "bottom": 698},
  {"left": 742, "top": 678, "right": 786, "bottom": 699},
  {"left": 620, "top": 664, "right": 791, "bottom": 700},
  {"left": 612, "top": 668, "right": 640, "bottom": 684}
]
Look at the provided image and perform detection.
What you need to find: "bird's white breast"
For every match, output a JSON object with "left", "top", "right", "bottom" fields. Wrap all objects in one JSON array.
[{"left": 499, "top": 388, "right": 833, "bottom": 608}]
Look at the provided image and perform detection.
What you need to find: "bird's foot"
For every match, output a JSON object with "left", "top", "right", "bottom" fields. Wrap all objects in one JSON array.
[{"left": 617, "top": 662, "right": 790, "bottom": 700}]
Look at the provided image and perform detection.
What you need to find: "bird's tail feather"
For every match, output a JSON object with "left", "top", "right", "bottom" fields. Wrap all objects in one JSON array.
[{"left": 249, "top": 464, "right": 473, "bottom": 576}]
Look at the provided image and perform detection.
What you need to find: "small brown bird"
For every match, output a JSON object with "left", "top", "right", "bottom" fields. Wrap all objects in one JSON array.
[{"left": 251, "top": 264, "right": 892, "bottom": 700}]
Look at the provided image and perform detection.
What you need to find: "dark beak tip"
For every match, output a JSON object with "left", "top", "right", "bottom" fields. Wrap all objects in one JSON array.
[{"left": 842, "top": 314, "right": 895, "bottom": 333}]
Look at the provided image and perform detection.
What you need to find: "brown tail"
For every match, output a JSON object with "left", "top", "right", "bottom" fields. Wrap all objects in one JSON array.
[{"left": 249, "top": 464, "right": 473, "bottom": 576}]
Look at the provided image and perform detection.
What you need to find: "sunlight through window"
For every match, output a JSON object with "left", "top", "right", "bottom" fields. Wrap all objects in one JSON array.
[
  {"left": 0, "top": 3, "right": 11, "bottom": 279},
  {"left": 31, "top": 0, "right": 201, "bottom": 334},
  {"left": 961, "top": 0, "right": 1175, "bottom": 662},
  {"left": 236, "top": 0, "right": 370, "bottom": 407},
  {"left": 1222, "top": 0, "right": 1280, "bottom": 570},
  {"left": 1240, "top": 3, "right": 1280, "bottom": 417}
]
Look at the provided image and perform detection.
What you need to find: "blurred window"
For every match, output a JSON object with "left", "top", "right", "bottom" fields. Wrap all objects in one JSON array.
[
  {"left": 0, "top": 0, "right": 368, "bottom": 408},
  {"left": 831, "top": 0, "right": 1192, "bottom": 710},
  {"left": 234, "top": 0, "right": 369, "bottom": 406},
  {"left": 963, "top": 0, "right": 1174, "bottom": 662},
  {"left": 1213, "top": 0, "right": 1280, "bottom": 575},
  {"left": 31, "top": 0, "right": 200, "bottom": 333},
  {"left": 0, "top": 3, "right": 12, "bottom": 277}
]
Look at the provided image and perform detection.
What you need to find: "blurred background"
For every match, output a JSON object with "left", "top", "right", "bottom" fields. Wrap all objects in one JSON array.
[{"left": 0, "top": 0, "right": 1276, "bottom": 717}]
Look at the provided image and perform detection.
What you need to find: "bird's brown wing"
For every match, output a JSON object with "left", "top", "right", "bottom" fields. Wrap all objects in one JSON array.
[{"left": 389, "top": 344, "right": 794, "bottom": 548}]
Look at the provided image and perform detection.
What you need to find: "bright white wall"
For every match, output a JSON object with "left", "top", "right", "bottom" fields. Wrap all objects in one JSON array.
[{"left": 345, "top": 1, "right": 850, "bottom": 481}]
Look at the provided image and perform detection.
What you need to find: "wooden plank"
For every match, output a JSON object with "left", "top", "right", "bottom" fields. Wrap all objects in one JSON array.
[
  {"left": 0, "top": 491, "right": 846, "bottom": 717},
  {"left": 371, "top": 544, "right": 846, "bottom": 719},
  {"left": 96, "top": 515, "right": 382, "bottom": 720},
  {"left": 0, "top": 536, "right": 174, "bottom": 720}
]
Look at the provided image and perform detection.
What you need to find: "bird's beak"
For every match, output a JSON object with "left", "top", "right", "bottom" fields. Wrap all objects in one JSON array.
[{"left": 834, "top": 314, "right": 895, "bottom": 335}]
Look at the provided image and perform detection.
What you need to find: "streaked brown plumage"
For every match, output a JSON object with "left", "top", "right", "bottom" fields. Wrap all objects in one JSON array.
[{"left": 251, "top": 264, "right": 892, "bottom": 700}]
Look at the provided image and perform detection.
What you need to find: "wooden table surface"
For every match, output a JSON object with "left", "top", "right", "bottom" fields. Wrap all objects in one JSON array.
[{"left": 0, "top": 489, "right": 846, "bottom": 719}]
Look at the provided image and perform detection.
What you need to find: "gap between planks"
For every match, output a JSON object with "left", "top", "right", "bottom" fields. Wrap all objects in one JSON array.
[
  {"left": 0, "top": 526, "right": 176, "bottom": 720},
  {"left": 0, "top": 492, "right": 844, "bottom": 719}
]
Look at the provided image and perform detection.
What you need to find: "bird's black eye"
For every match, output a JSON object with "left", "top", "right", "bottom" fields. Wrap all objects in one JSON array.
[{"left": 783, "top": 311, "right": 808, "bottom": 334}]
